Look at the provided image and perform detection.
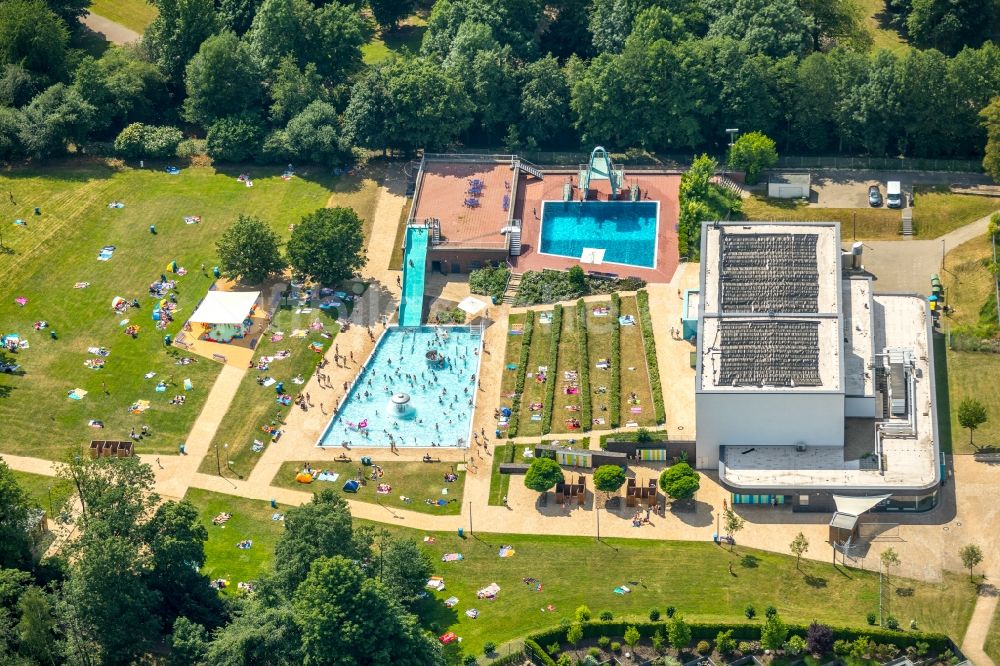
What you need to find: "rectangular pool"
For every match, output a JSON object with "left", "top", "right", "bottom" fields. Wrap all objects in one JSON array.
[
  {"left": 317, "top": 326, "right": 481, "bottom": 449},
  {"left": 539, "top": 201, "right": 659, "bottom": 268}
]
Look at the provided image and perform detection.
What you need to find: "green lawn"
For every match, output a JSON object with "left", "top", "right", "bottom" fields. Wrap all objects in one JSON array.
[
  {"left": 90, "top": 0, "right": 157, "bottom": 33},
  {"left": 362, "top": 17, "right": 427, "bottom": 64},
  {"left": 183, "top": 488, "right": 977, "bottom": 655},
  {"left": 488, "top": 444, "right": 514, "bottom": 506},
  {"left": 550, "top": 305, "right": 582, "bottom": 434},
  {"left": 858, "top": 0, "right": 908, "bottom": 52},
  {"left": 185, "top": 488, "right": 287, "bottom": 595},
  {"left": 618, "top": 296, "right": 657, "bottom": 427},
  {"left": 271, "top": 459, "right": 466, "bottom": 515},
  {"left": 742, "top": 197, "right": 902, "bottom": 240},
  {"left": 12, "top": 470, "right": 74, "bottom": 516},
  {"left": 986, "top": 602, "right": 1000, "bottom": 664},
  {"left": 198, "top": 306, "right": 339, "bottom": 480},
  {"left": 586, "top": 301, "right": 614, "bottom": 426},
  {"left": 912, "top": 188, "right": 1000, "bottom": 239},
  {"left": 0, "top": 163, "right": 338, "bottom": 461},
  {"left": 517, "top": 316, "right": 552, "bottom": 436}
]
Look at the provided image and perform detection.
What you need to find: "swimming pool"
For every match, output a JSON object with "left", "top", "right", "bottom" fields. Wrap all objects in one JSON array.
[
  {"left": 539, "top": 201, "right": 659, "bottom": 268},
  {"left": 317, "top": 326, "right": 481, "bottom": 448}
]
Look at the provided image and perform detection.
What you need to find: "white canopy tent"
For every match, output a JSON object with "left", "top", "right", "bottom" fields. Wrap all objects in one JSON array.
[
  {"left": 580, "top": 247, "right": 606, "bottom": 264},
  {"left": 190, "top": 291, "right": 261, "bottom": 324},
  {"left": 832, "top": 494, "right": 890, "bottom": 517},
  {"left": 457, "top": 296, "right": 489, "bottom": 317},
  {"left": 189, "top": 291, "right": 260, "bottom": 343}
]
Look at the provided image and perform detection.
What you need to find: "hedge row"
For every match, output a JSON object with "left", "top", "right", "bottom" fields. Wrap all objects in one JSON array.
[
  {"left": 576, "top": 299, "right": 592, "bottom": 432},
  {"left": 541, "top": 304, "right": 563, "bottom": 435},
  {"left": 609, "top": 293, "right": 622, "bottom": 429},
  {"left": 507, "top": 311, "right": 535, "bottom": 438},
  {"left": 636, "top": 290, "right": 666, "bottom": 425},
  {"left": 528, "top": 620, "right": 951, "bottom": 655},
  {"left": 485, "top": 650, "right": 527, "bottom": 666},
  {"left": 524, "top": 638, "right": 556, "bottom": 666}
]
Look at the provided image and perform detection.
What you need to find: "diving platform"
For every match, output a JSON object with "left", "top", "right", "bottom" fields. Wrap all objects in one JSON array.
[{"left": 579, "top": 146, "right": 624, "bottom": 199}]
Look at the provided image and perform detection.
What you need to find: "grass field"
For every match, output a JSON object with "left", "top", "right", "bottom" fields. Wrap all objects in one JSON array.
[
  {"left": 586, "top": 301, "right": 614, "bottom": 426},
  {"left": 184, "top": 488, "right": 977, "bottom": 655},
  {"left": 12, "top": 470, "right": 75, "bottom": 516},
  {"left": 90, "top": 0, "right": 157, "bottom": 33},
  {"left": 271, "top": 459, "right": 466, "bottom": 515},
  {"left": 912, "top": 188, "right": 1000, "bottom": 238},
  {"left": 742, "top": 197, "right": 902, "bottom": 239},
  {"left": 362, "top": 16, "right": 427, "bottom": 64},
  {"left": 198, "top": 306, "right": 339, "bottom": 480},
  {"left": 186, "top": 488, "right": 287, "bottom": 596},
  {"left": 517, "top": 315, "right": 553, "bottom": 436},
  {"left": 858, "top": 0, "right": 908, "bottom": 52},
  {"left": 940, "top": 234, "right": 1000, "bottom": 453},
  {"left": 0, "top": 162, "right": 343, "bottom": 461},
  {"left": 986, "top": 604, "right": 1000, "bottom": 664},
  {"left": 618, "top": 296, "right": 657, "bottom": 427},
  {"left": 551, "top": 305, "right": 582, "bottom": 434}
]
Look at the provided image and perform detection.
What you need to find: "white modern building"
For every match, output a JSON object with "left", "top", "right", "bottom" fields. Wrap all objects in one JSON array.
[{"left": 694, "top": 222, "right": 941, "bottom": 515}]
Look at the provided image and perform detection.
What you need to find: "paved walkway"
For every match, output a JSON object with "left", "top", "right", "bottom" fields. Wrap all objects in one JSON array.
[
  {"left": 80, "top": 13, "right": 140, "bottom": 44},
  {"left": 961, "top": 585, "right": 998, "bottom": 666}
]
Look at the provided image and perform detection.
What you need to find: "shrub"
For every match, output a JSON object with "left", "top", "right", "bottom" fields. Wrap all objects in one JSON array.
[
  {"left": 483, "top": 641, "right": 496, "bottom": 655},
  {"left": 463, "top": 655, "right": 477, "bottom": 665},
  {"left": 598, "top": 636, "right": 610, "bottom": 648},
  {"left": 636, "top": 290, "right": 665, "bottom": 424},
  {"left": 665, "top": 605, "right": 676, "bottom": 618},
  {"left": 866, "top": 611, "right": 877, "bottom": 625},
  {"left": 469, "top": 262, "right": 510, "bottom": 303},
  {"left": 609, "top": 293, "right": 621, "bottom": 428},
  {"left": 649, "top": 608, "right": 660, "bottom": 621},
  {"left": 885, "top": 616, "right": 899, "bottom": 630},
  {"left": 833, "top": 639, "right": 851, "bottom": 656},
  {"left": 761, "top": 614, "right": 788, "bottom": 651},
  {"left": 624, "top": 625, "right": 640, "bottom": 649},
  {"left": 786, "top": 635, "right": 807, "bottom": 656},
  {"left": 541, "top": 304, "right": 563, "bottom": 434},
  {"left": 737, "top": 641, "right": 753, "bottom": 654},
  {"left": 176, "top": 138, "right": 206, "bottom": 158},
  {"left": 575, "top": 605, "right": 592, "bottom": 622},
  {"left": 744, "top": 605, "right": 756, "bottom": 620},
  {"left": 662, "top": 658, "right": 682, "bottom": 666},
  {"left": 524, "top": 639, "right": 556, "bottom": 666},
  {"left": 765, "top": 606, "right": 777, "bottom": 619},
  {"left": 114, "top": 123, "right": 184, "bottom": 158},
  {"left": 567, "top": 623, "right": 583, "bottom": 647},
  {"left": 507, "top": 311, "right": 534, "bottom": 437},
  {"left": 807, "top": 622, "right": 834, "bottom": 655},
  {"left": 205, "top": 113, "right": 263, "bottom": 162},
  {"left": 587, "top": 647, "right": 601, "bottom": 658},
  {"left": 652, "top": 630, "right": 664, "bottom": 652},
  {"left": 610, "top": 641, "right": 621, "bottom": 652},
  {"left": 715, "top": 630, "right": 736, "bottom": 655},
  {"left": 600, "top": 611, "right": 613, "bottom": 621},
  {"left": 546, "top": 641, "right": 560, "bottom": 655},
  {"left": 696, "top": 640, "right": 711, "bottom": 655},
  {"left": 576, "top": 300, "right": 592, "bottom": 431}
]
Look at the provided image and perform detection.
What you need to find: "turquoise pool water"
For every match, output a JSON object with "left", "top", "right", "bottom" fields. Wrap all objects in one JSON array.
[
  {"left": 399, "top": 226, "right": 428, "bottom": 326},
  {"left": 318, "top": 326, "right": 481, "bottom": 448},
  {"left": 539, "top": 201, "right": 659, "bottom": 268}
]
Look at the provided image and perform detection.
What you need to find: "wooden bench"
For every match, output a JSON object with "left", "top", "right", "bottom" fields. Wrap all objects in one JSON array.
[{"left": 973, "top": 452, "right": 1000, "bottom": 463}]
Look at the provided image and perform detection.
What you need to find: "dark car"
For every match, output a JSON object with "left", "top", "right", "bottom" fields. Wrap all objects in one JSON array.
[
  {"left": 0, "top": 361, "right": 20, "bottom": 374},
  {"left": 868, "top": 185, "right": 883, "bottom": 207}
]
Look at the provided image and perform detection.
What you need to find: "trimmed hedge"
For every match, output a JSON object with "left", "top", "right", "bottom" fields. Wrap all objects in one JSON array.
[
  {"left": 576, "top": 299, "right": 592, "bottom": 432},
  {"left": 636, "top": 290, "right": 666, "bottom": 424},
  {"left": 609, "top": 293, "right": 622, "bottom": 428},
  {"left": 541, "top": 304, "right": 563, "bottom": 434},
  {"left": 527, "top": 620, "right": 951, "bottom": 656},
  {"left": 485, "top": 650, "right": 527, "bottom": 665},
  {"left": 507, "top": 311, "right": 535, "bottom": 438},
  {"left": 524, "top": 638, "right": 556, "bottom": 666}
]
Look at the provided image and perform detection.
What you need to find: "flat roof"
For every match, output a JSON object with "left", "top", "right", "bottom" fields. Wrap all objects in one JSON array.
[
  {"left": 684, "top": 290, "right": 700, "bottom": 321},
  {"left": 720, "top": 294, "right": 938, "bottom": 491},
  {"left": 843, "top": 277, "right": 875, "bottom": 397},
  {"left": 769, "top": 173, "right": 811, "bottom": 185},
  {"left": 411, "top": 160, "right": 512, "bottom": 249},
  {"left": 699, "top": 222, "right": 842, "bottom": 392}
]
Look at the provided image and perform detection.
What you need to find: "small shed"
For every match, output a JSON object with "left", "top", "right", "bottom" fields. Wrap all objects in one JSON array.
[
  {"left": 767, "top": 172, "right": 811, "bottom": 199},
  {"left": 189, "top": 290, "right": 260, "bottom": 343}
]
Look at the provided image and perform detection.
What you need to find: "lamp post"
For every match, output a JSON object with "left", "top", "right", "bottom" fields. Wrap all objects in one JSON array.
[
  {"left": 722, "top": 129, "right": 738, "bottom": 180},
  {"left": 215, "top": 442, "right": 222, "bottom": 476}
]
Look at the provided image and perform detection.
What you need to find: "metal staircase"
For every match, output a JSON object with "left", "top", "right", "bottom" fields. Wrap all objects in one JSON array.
[
  {"left": 517, "top": 160, "right": 544, "bottom": 180},
  {"left": 508, "top": 222, "right": 522, "bottom": 256}
]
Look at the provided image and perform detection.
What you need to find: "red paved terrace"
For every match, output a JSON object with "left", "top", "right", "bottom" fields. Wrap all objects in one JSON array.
[
  {"left": 513, "top": 170, "right": 680, "bottom": 284},
  {"left": 411, "top": 161, "right": 513, "bottom": 249},
  {"left": 410, "top": 157, "right": 680, "bottom": 283}
]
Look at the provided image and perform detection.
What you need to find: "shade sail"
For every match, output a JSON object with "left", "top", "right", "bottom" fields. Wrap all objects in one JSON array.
[
  {"left": 189, "top": 291, "right": 260, "bottom": 324},
  {"left": 832, "top": 494, "right": 891, "bottom": 517},
  {"left": 457, "top": 296, "right": 488, "bottom": 316},
  {"left": 580, "top": 247, "right": 606, "bottom": 264}
]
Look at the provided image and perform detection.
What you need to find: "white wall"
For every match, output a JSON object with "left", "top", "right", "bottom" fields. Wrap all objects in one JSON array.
[
  {"left": 695, "top": 391, "right": 844, "bottom": 468},
  {"left": 845, "top": 396, "right": 877, "bottom": 418},
  {"left": 767, "top": 183, "right": 808, "bottom": 199}
]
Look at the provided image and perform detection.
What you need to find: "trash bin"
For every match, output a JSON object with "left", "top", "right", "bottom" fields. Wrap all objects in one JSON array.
[
  {"left": 213, "top": 266, "right": 221, "bottom": 278},
  {"left": 149, "top": 225, "right": 156, "bottom": 234},
  {"left": 33, "top": 207, "right": 40, "bottom": 215},
  {"left": 457, "top": 527, "right": 464, "bottom": 538}
]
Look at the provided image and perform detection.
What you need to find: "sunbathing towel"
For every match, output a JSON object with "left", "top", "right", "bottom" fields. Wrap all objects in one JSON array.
[
  {"left": 442, "top": 553, "right": 463, "bottom": 562},
  {"left": 74, "top": 282, "right": 90, "bottom": 289},
  {"left": 317, "top": 471, "right": 340, "bottom": 482},
  {"left": 592, "top": 307, "right": 610, "bottom": 316},
  {"left": 444, "top": 596, "right": 459, "bottom": 608},
  {"left": 498, "top": 546, "right": 515, "bottom": 558},
  {"left": 290, "top": 329, "right": 307, "bottom": 338},
  {"left": 630, "top": 406, "right": 642, "bottom": 413},
  {"left": 183, "top": 378, "right": 193, "bottom": 391},
  {"left": 183, "top": 215, "right": 201, "bottom": 225},
  {"left": 625, "top": 421, "right": 639, "bottom": 427},
  {"left": 68, "top": 388, "right": 87, "bottom": 400},
  {"left": 538, "top": 313, "right": 552, "bottom": 324},
  {"left": 465, "top": 609, "right": 479, "bottom": 619},
  {"left": 613, "top": 585, "right": 631, "bottom": 594},
  {"left": 619, "top": 315, "right": 636, "bottom": 326},
  {"left": 592, "top": 417, "right": 606, "bottom": 425}
]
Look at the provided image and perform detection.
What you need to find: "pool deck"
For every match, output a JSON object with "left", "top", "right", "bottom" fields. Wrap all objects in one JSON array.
[{"left": 513, "top": 171, "right": 681, "bottom": 283}]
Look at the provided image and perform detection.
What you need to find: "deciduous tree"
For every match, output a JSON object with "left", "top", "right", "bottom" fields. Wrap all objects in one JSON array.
[
  {"left": 144, "top": 0, "right": 220, "bottom": 89},
  {"left": 789, "top": 532, "right": 809, "bottom": 568},
  {"left": 0, "top": 0, "right": 68, "bottom": 83},
  {"left": 524, "top": 457, "right": 564, "bottom": 494},
  {"left": 760, "top": 613, "right": 788, "bottom": 650},
  {"left": 666, "top": 615, "right": 691, "bottom": 650},
  {"left": 727, "top": 131, "right": 778, "bottom": 184},
  {"left": 593, "top": 464, "right": 627, "bottom": 501},
  {"left": 982, "top": 97, "right": 1000, "bottom": 182},
  {"left": 286, "top": 207, "right": 367, "bottom": 287},
  {"left": 957, "top": 397, "right": 988, "bottom": 449},
  {"left": 379, "top": 538, "right": 433, "bottom": 604},
  {"left": 0, "top": 460, "right": 33, "bottom": 570},
  {"left": 959, "top": 544, "right": 984, "bottom": 580},
  {"left": 183, "top": 31, "right": 263, "bottom": 127},
  {"left": 658, "top": 462, "right": 699, "bottom": 501}
]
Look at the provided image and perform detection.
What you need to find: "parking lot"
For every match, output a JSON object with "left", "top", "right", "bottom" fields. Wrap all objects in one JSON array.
[{"left": 799, "top": 169, "right": 995, "bottom": 208}]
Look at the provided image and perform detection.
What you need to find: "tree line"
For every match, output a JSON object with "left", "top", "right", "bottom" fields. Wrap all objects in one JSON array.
[
  {"left": 0, "top": 457, "right": 443, "bottom": 665},
  {"left": 0, "top": 0, "right": 999, "bottom": 167}
]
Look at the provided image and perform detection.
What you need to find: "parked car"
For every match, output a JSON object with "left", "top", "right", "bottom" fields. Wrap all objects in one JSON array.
[
  {"left": 886, "top": 180, "right": 903, "bottom": 208},
  {"left": 868, "top": 185, "right": 883, "bottom": 207},
  {"left": 0, "top": 361, "right": 20, "bottom": 374}
]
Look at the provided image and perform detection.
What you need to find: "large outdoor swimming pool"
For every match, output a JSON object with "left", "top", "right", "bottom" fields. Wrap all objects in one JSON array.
[
  {"left": 317, "top": 326, "right": 481, "bottom": 448},
  {"left": 539, "top": 201, "right": 659, "bottom": 268}
]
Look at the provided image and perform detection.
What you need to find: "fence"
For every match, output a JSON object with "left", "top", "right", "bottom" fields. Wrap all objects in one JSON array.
[{"left": 442, "top": 147, "right": 985, "bottom": 173}]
